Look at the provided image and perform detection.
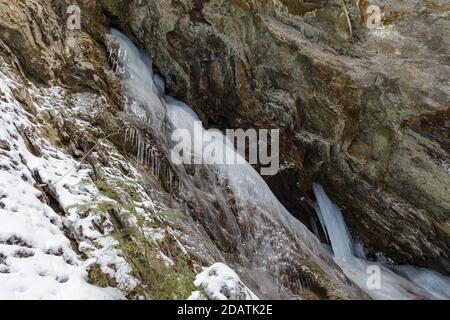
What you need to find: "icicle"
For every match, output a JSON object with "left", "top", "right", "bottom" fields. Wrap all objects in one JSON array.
[{"left": 313, "top": 183, "right": 450, "bottom": 299}]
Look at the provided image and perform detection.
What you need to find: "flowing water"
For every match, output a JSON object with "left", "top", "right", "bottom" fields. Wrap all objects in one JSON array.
[
  {"left": 107, "top": 29, "right": 361, "bottom": 299},
  {"left": 107, "top": 29, "right": 449, "bottom": 300},
  {"left": 313, "top": 183, "right": 450, "bottom": 300}
]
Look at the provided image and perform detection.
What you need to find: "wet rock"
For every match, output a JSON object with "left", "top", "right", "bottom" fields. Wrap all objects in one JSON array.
[
  {"left": 0, "top": 138, "right": 10, "bottom": 151},
  {"left": 1, "top": 0, "right": 447, "bottom": 300},
  {"left": 102, "top": 0, "right": 450, "bottom": 274}
]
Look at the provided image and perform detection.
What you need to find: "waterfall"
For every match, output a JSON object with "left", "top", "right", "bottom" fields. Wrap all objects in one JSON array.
[
  {"left": 106, "top": 29, "right": 362, "bottom": 299},
  {"left": 313, "top": 183, "right": 450, "bottom": 300},
  {"left": 106, "top": 28, "right": 450, "bottom": 300},
  {"left": 313, "top": 184, "right": 354, "bottom": 264}
]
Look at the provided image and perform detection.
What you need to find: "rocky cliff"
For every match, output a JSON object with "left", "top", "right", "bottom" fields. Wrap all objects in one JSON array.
[
  {"left": 0, "top": 0, "right": 448, "bottom": 300},
  {"left": 98, "top": 0, "right": 450, "bottom": 275}
]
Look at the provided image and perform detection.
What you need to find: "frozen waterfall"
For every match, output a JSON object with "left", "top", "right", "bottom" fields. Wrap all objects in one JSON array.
[
  {"left": 313, "top": 183, "right": 450, "bottom": 300},
  {"left": 106, "top": 28, "right": 449, "bottom": 300},
  {"left": 106, "top": 29, "right": 360, "bottom": 299}
]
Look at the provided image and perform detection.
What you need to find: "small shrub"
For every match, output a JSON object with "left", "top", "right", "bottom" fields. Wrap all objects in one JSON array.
[
  {"left": 88, "top": 264, "right": 117, "bottom": 288},
  {"left": 113, "top": 227, "right": 196, "bottom": 300},
  {"left": 74, "top": 176, "right": 192, "bottom": 299}
]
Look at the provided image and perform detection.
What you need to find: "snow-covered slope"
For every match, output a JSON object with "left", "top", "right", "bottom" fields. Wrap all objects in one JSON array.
[
  {"left": 0, "top": 54, "right": 256, "bottom": 300},
  {"left": 0, "top": 0, "right": 362, "bottom": 300},
  {"left": 190, "top": 263, "right": 259, "bottom": 300},
  {"left": 0, "top": 59, "right": 137, "bottom": 299}
]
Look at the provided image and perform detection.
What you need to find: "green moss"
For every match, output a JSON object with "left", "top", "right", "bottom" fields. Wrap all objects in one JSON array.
[
  {"left": 88, "top": 264, "right": 117, "bottom": 288},
  {"left": 150, "top": 263, "right": 197, "bottom": 300},
  {"left": 95, "top": 179, "right": 122, "bottom": 202},
  {"left": 73, "top": 176, "right": 191, "bottom": 299},
  {"left": 113, "top": 227, "right": 197, "bottom": 300}
]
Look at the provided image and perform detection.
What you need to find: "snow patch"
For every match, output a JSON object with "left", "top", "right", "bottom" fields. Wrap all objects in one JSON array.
[
  {"left": 0, "top": 59, "right": 138, "bottom": 299},
  {"left": 191, "top": 263, "right": 258, "bottom": 300}
]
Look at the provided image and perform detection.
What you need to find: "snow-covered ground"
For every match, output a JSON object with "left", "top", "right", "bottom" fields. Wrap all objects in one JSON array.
[
  {"left": 0, "top": 59, "right": 138, "bottom": 299},
  {"left": 0, "top": 56, "right": 257, "bottom": 300},
  {"left": 189, "top": 263, "right": 259, "bottom": 300}
]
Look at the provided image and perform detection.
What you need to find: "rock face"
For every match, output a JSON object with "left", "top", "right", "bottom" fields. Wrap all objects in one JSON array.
[
  {"left": 98, "top": 0, "right": 450, "bottom": 274},
  {"left": 0, "top": 0, "right": 222, "bottom": 300},
  {"left": 0, "top": 0, "right": 370, "bottom": 300},
  {"left": 0, "top": 0, "right": 448, "bottom": 300}
]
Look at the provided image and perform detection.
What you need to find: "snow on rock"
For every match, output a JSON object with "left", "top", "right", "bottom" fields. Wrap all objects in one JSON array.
[
  {"left": 0, "top": 59, "right": 136, "bottom": 299},
  {"left": 190, "top": 263, "right": 259, "bottom": 300}
]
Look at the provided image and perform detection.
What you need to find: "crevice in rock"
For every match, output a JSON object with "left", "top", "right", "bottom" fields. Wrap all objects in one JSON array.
[
  {"left": 189, "top": 0, "right": 211, "bottom": 25},
  {"left": 31, "top": 170, "right": 66, "bottom": 216}
]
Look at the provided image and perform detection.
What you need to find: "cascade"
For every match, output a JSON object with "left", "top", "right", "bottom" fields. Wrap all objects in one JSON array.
[
  {"left": 106, "top": 29, "right": 357, "bottom": 298},
  {"left": 313, "top": 183, "right": 450, "bottom": 300},
  {"left": 106, "top": 28, "right": 450, "bottom": 300}
]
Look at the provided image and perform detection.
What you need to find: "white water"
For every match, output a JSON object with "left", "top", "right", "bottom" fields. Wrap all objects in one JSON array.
[
  {"left": 107, "top": 29, "right": 365, "bottom": 298},
  {"left": 313, "top": 183, "right": 450, "bottom": 300},
  {"left": 106, "top": 29, "right": 450, "bottom": 300}
]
